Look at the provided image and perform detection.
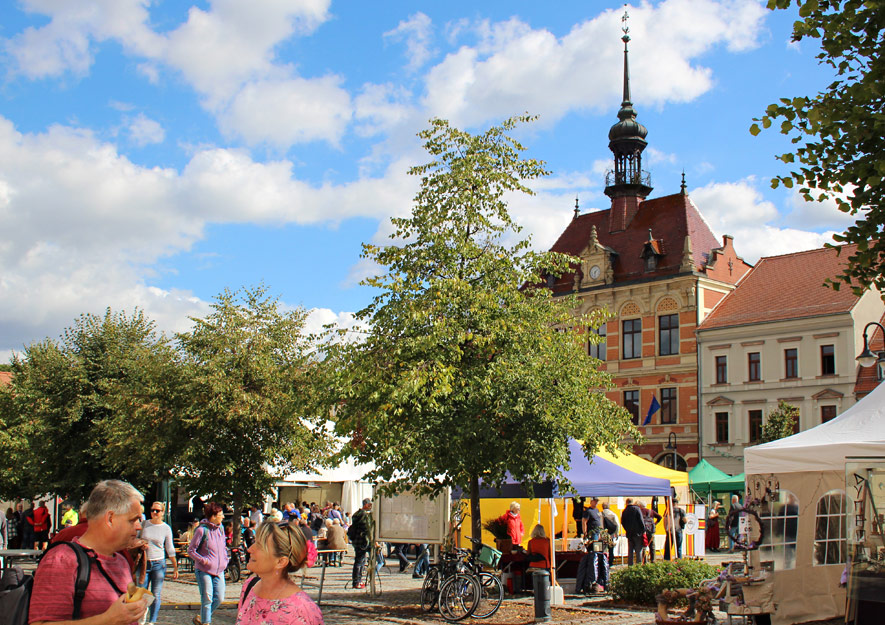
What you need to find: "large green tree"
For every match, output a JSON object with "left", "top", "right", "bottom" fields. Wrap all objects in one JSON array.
[
  {"left": 750, "top": 0, "right": 884, "bottom": 294},
  {"left": 313, "top": 116, "right": 637, "bottom": 540},
  {"left": 175, "top": 285, "right": 328, "bottom": 544},
  {"left": 0, "top": 309, "right": 183, "bottom": 501}
]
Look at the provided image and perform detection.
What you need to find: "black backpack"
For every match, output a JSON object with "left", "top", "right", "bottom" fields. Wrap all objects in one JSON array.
[
  {"left": 603, "top": 513, "right": 618, "bottom": 535},
  {"left": 0, "top": 541, "right": 125, "bottom": 625}
]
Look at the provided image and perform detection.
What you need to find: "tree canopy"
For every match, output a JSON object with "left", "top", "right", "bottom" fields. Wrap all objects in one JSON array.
[
  {"left": 312, "top": 116, "right": 637, "bottom": 538},
  {"left": 761, "top": 400, "right": 800, "bottom": 443},
  {"left": 750, "top": 0, "right": 884, "bottom": 294},
  {"left": 174, "top": 285, "right": 328, "bottom": 538},
  {"left": 0, "top": 309, "right": 181, "bottom": 501}
]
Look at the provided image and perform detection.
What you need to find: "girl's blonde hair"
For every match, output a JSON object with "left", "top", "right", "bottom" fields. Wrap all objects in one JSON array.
[{"left": 255, "top": 522, "right": 309, "bottom": 574}]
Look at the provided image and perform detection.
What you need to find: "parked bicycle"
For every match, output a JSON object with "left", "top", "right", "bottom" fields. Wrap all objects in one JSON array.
[{"left": 420, "top": 537, "right": 503, "bottom": 621}]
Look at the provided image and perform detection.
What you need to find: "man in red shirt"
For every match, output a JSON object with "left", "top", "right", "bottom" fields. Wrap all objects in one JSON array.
[{"left": 29, "top": 480, "right": 148, "bottom": 625}]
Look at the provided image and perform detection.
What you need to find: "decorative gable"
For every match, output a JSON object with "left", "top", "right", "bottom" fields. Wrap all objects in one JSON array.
[
  {"left": 575, "top": 225, "right": 618, "bottom": 289},
  {"left": 706, "top": 395, "right": 734, "bottom": 407},
  {"left": 812, "top": 388, "right": 844, "bottom": 401}
]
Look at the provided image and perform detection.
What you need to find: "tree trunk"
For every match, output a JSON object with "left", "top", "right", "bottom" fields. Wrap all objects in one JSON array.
[
  {"left": 232, "top": 493, "right": 242, "bottom": 548},
  {"left": 470, "top": 474, "right": 481, "bottom": 549}
]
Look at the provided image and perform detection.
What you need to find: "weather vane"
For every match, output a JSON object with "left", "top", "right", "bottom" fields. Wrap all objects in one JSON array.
[{"left": 621, "top": 5, "right": 630, "bottom": 37}]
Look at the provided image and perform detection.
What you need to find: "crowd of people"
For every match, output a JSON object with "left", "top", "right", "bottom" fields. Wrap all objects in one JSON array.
[{"left": 22, "top": 480, "right": 325, "bottom": 625}]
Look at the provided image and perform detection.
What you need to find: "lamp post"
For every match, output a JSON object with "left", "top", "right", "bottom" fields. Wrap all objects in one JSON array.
[
  {"left": 856, "top": 322, "right": 885, "bottom": 375},
  {"left": 666, "top": 432, "right": 678, "bottom": 471}
]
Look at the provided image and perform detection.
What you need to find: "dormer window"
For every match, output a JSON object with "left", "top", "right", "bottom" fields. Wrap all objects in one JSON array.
[{"left": 641, "top": 229, "right": 663, "bottom": 272}]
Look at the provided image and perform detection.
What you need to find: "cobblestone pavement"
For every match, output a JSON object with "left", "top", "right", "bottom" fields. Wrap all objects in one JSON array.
[{"left": 152, "top": 551, "right": 744, "bottom": 625}]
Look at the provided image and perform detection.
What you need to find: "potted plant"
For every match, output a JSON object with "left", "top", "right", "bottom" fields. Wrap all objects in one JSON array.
[{"left": 483, "top": 517, "right": 513, "bottom": 554}]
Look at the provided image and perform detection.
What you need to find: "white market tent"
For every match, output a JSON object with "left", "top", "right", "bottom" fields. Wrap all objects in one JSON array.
[
  {"left": 277, "top": 457, "right": 376, "bottom": 517},
  {"left": 745, "top": 380, "right": 885, "bottom": 475},
  {"left": 744, "top": 380, "right": 885, "bottom": 625}
]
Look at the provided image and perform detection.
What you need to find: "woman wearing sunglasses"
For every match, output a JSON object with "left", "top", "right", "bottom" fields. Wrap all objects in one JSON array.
[
  {"left": 140, "top": 501, "right": 179, "bottom": 625},
  {"left": 236, "top": 522, "right": 323, "bottom": 625}
]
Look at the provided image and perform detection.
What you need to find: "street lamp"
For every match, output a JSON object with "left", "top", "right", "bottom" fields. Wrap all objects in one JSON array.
[
  {"left": 666, "top": 432, "right": 678, "bottom": 471},
  {"left": 856, "top": 322, "right": 885, "bottom": 368}
]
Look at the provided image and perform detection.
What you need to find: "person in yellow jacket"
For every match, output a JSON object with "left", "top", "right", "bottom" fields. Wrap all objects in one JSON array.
[{"left": 61, "top": 501, "right": 79, "bottom": 528}]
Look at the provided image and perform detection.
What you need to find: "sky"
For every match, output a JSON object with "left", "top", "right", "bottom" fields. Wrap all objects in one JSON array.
[{"left": 0, "top": 0, "right": 852, "bottom": 361}]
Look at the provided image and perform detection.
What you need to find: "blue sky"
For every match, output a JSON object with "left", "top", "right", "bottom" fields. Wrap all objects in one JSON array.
[{"left": 0, "top": 0, "right": 849, "bottom": 360}]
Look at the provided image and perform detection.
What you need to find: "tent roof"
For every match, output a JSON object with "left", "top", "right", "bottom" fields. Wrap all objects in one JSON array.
[
  {"left": 689, "top": 460, "right": 731, "bottom": 495},
  {"left": 596, "top": 448, "right": 689, "bottom": 486},
  {"left": 745, "top": 380, "right": 885, "bottom": 475},
  {"left": 707, "top": 472, "right": 745, "bottom": 493},
  {"left": 689, "top": 459, "right": 730, "bottom": 486},
  {"left": 465, "top": 439, "right": 672, "bottom": 499},
  {"left": 277, "top": 457, "right": 375, "bottom": 485}
]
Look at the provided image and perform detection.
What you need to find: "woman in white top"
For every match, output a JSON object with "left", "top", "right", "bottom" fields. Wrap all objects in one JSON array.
[{"left": 140, "top": 501, "right": 180, "bottom": 625}]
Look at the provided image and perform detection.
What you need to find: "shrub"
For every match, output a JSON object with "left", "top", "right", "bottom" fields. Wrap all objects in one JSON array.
[{"left": 609, "top": 560, "right": 720, "bottom": 605}]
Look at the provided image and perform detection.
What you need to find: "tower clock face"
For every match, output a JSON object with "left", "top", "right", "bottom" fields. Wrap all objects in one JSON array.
[{"left": 589, "top": 265, "right": 602, "bottom": 279}]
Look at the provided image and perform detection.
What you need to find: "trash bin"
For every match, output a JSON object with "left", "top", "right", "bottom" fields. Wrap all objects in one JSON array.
[{"left": 532, "top": 569, "right": 551, "bottom": 622}]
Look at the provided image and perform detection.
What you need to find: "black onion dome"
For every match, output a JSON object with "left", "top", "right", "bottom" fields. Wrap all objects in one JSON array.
[{"left": 608, "top": 103, "right": 648, "bottom": 142}]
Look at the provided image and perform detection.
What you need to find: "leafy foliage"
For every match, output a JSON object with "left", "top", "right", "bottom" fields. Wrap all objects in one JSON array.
[
  {"left": 750, "top": 0, "right": 884, "bottom": 294},
  {"left": 761, "top": 400, "right": 800, "bottom": 443},
  {"left": 0, "top": 309, "right": 181, "bottom": 500},
  {"left": 483, "top": 517, "right": 511, "bottom": 540},
  {"left": 175, "top": 285, "right": 329, "bottom": 539},
  {"left": 609, "top": 560, "right": 720, "bottom": 605},
  {"left": 311, "top": 116, "right": 637, "bottom": 538}
]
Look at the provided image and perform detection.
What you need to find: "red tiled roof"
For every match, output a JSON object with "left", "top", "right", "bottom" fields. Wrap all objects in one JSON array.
[
  {"left": 548, "top": 193, "right": 722, "bottom": 292},
  {"left": 855, "top": 312, "right": 885, "bottom": 397},
  {"left": 697, "top": 245, "right": 861, "bottom": 330},
  {"left": 0, "top": 371, "right": 12, "bottom": 387}
]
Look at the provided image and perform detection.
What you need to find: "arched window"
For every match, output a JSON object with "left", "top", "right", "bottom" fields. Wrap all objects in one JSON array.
[
  {"left": 814, "top": 490, "right": 846, "bottom": 566},
  {"left": 654, "top": 452, "right": 687, "bottom": 472},
  {"left": 758, "top": 490, "right": 799, "bottom": 570}
]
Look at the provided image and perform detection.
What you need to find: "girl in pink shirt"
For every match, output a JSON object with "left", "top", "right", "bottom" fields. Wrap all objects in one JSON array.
[{"left": 236, "top": 522, "right": 323, "bottom": 625}]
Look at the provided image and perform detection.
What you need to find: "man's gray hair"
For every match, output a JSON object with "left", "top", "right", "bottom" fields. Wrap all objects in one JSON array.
[{"left": 86, "top": 480, "right": 143, "bottom": 518}]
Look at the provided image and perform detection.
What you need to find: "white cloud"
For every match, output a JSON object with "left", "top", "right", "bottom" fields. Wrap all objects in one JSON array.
[
  {"left": 782, "top": 187, "right": 859, "bottom": 231},
  {"left": 127, "top": 113, "right": 165, "bottom": 146},
  {"left": 384, "top": 12, "right": 435, "bottom": 72},
  {"left": 354, "top": 83, "right": 417, "bottom": 138},
  {"left": 421, "top": 0, "right": 767, "bottom": 128},
  {"left": 219, "top": 77, "right": 353, "bottom": 148},
  {"left": 690, "top": 178, "right": 839, "bottom": 262},
  {"left": 0, "top": 115, "right": 418, "bottom": 355}
]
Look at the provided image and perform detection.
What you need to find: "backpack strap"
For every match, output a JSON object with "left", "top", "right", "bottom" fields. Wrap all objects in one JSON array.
[
  {"left": 197, "top": 526, "right": 209, "bottom": 554},
  {"left": 41, "top": 542, "right": 93, "bottom": 619}
]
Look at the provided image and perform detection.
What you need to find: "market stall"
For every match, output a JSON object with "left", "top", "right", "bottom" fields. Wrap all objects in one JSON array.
[{"left": 744, "top": 379, "right": 885, "bottom": 625}]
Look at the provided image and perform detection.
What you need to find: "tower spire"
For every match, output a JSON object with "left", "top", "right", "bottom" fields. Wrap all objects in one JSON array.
[
  {"left": 605, "top": 4, "right": 653, "bottom": 232},
  {"left": 621, "top": 6, "right": 631, "bottom": 106}
]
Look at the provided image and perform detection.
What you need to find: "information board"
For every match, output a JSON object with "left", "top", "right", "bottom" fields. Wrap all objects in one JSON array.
[{"left": 374, "top": 486, "right": 450, "bottom": 544}]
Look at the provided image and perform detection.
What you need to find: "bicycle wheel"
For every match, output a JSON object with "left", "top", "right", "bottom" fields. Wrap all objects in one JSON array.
[
  {"left": 471, "top": 572, "right": 503, "bottom": 619},
  {"left": 439, "top": 573, "right": 480, "bottom": 622},
  {"left": 420, "top": 567, "right": 440, "bottom": 612}
]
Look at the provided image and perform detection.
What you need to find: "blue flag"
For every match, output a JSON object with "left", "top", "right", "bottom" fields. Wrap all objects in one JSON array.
[{"left": 643, "top": 396, "right": 660, "bottom": 426}]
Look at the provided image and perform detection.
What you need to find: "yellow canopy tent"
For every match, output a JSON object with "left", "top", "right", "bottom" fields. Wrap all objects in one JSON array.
[{"left": 595, "top": 448, "right": 689, "bottom": 502}]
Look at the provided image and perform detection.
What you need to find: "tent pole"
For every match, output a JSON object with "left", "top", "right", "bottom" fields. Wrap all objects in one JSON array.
[
  {"left": 550, "top": 497, "right": 557, "bottom": 589},
  {"left": 667, "top": 496, "right": 677, "bottom": 559}
]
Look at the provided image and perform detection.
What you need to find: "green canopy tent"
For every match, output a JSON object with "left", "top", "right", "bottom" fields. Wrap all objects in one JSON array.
[
  {"left": 707, "top": 472, "right": 745, "bottom": 495},
  {"left": 688, "top": 459, "right": 730, "bottom": 497}
]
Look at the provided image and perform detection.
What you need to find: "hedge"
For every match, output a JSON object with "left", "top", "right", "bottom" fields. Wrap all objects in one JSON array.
[{"left": 609, "top": 560, "right": 720, "bottom": 605}]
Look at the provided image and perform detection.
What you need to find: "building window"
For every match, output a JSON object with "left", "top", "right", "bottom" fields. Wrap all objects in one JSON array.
[
  {"left": 784, "top": 348, "right": 799, "bottom": 379},
  {"left": 748, "top": 352, "right": 761, "bottom": 382},
  {"left": 821, "top": 344, "right": 836, "bottom": 376},
  {"left": 759, "top": 490, "right": 800, "bottom": 571},
  {"left": 821, "top": 405, "right": 837, "bottom": 423},
  {"left": 623, "top": 319, "right": 642, "bottom": 360},
  {"left": 715, "top": 412, "right": 729, "bottom": 443},
  {"left": 659, "top": 314, "right": 679, "bottom": 356},
  {"left": 813, "top": 491, "right": 846, "bottom": 566},
  {"left": 715, "top": 355, "right": 728, "bottom": 384},
  {"left": 624, "top": 390, "right": 639, "bottom": 426},
  {"left": 749, "top": 410, "right": 763, "bottom": 443},
  {"left": 587, "top": 324, "right": 607, "bottom": 361},
  {"left": 660, "top": 388, "right": 677, "bottom": 424}
]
